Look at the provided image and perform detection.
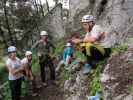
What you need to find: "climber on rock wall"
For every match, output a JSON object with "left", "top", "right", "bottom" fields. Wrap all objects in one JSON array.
[{"left": 72, "top": 15, "right": 111, "bottom": 74}]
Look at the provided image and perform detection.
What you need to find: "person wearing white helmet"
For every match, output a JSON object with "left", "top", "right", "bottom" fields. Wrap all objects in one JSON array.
[
  {"left": 21, "top": 51, "right": 33, "bottom": 80},
  {"left": 72, "top": 15, "right": 111, "bottom": 74},
  {"left": 72, "top": 15, "right": 102, "bottom": 44},
  {"left": 32, "top": 30, "right": 55, "bottom": 86},
  {"left": 81, "top": 15, "right": 95, "bottom": 23},
  {"left": 40, "top": 31, "right": 48, "bottom": 36},
  {"left": 21, "top": 51, "right": 37, "bottom": 96},
  {"left": 6, "top": 46, "right": 24, "bottom": 100}
]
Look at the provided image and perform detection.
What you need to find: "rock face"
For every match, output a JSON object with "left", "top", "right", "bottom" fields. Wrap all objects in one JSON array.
[
  {"left": 40, "top": 4, "right": 66, "bottom": 39},
  {"left": 0, "top": 3, "right": 65, "bottom": 50},
  {"left": 22, "top": 4, "right": 65, "bottom": 49},
  {"left": 67, "top": 0, "right": 133, "bottom": 45},
  {"left": 24, "top": 4, "right": 65, "bottom": 49},
  {"left": 65, "top": 1, "right": 133, "bottom": 99},
  {"left": 101, "top": 42, "right": 133, "bottom": 100},
  {"left": 64, "top": 71, "right": 89, "bottom": 100},
  {"left": 61, "top": 58, "right": 90, "bottom": 100}
]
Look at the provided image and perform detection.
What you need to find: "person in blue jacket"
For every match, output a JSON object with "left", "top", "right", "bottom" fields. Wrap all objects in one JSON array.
[{"left": 63, "top": 42, "right": 74, "bottom": 66}]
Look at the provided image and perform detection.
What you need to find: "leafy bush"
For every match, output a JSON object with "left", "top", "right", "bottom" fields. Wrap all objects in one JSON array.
[
  {"left": 129, "top": 85, "right": 133, "bottom": 95},
  {"left": 0, "top": 62, "right": 8, "bottom": 83},
  {"left": 2, "top": 81, "right": 29, "bottom": 100},
  {"left": 32, "top": 54, "right": 40, "bottom": 74},
  {"left": 2, "top": 82, "right": 11, "bottom": 100},
  {"left": 75, "top": 51, "right": 86, "bottom": 61},
  {"left": 53, "top": 40, "right": 65, "bottom": 57},
  {"left": 90, "top": 61, "right": 105, "bottom": 95},
  {"left": 111, "top": 43, "right": 128, "bottom": 55}
]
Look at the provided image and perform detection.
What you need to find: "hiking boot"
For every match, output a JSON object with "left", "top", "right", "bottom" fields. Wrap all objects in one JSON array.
[
  {"left": 48, "top": 80, "right": 57, "bottom": 85},
  {"left": 64, "top": 66, "right": 71, "bottom": 71},
  {"left": 87, "top": 91, "right": 102, "bottom": 100},
  {"left": 42, "top": 82, "right": 47, "bottom": 87},
  {"left": 37, "top": 84, "right": 42, "bottom": 89},
  {"left": 31, "top": 93, "right": 38, "bottom": 97},
  {"left": 83, "top": 64, "right": 92, "bottom": 75}
]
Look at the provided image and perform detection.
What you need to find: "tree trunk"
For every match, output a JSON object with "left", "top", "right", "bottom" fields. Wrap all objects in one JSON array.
[
  {"left": 9, "top": 0, "right": 17, "bottom": 46},
  {"left": 54, "top": 0, "right": 58, "bottom": 5},
  {"left": 2, "top": 0, "right": 14, "bottom": 45},
  {"left": 31, "top": 0, "right": 40, "bottom": 33},
  {"left": 38, "top": 0, "right": 45, "bottom": 17},
  {"left": 45, "top": 0, "right": 50, "bottom": 12},
  {"left": 0, "top": 27, "right": 8, "bottom": 47},
  {"left": 33, "top": 0, "right": 40, "bottom": 13}
]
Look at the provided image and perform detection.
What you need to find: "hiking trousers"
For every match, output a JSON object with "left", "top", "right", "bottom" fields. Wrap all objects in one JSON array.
[
  {"left": 80, "top": 43, "right": 111, "bottom": 68},
  {"left": 9, "top": 77, "right": 23, "bottom": 100},
  {"left": 39, "top": 55, "right": 55, "bottom": 82}
]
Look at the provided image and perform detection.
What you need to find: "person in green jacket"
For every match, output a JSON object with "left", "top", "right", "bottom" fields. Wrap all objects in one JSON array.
[{"left": 32, "top": 31, "right": 55, "bottom": 86}]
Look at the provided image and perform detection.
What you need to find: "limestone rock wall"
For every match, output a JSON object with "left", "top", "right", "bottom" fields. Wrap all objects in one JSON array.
[{"left": 66, "top": 0, "right": 133, "bottom": 45}]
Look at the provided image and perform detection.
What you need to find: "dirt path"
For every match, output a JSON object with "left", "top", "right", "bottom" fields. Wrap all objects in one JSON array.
[{"left": 23, "top": 80, "right": 65, "bottom": 100}]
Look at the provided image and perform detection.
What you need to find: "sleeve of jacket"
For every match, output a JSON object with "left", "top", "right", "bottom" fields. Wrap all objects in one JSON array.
[
  {"left": 49, "top": 41, "right": 55, "bottom": 54},
  {"left": 31, "top": 41, "right": 39, "bottom": 50}
]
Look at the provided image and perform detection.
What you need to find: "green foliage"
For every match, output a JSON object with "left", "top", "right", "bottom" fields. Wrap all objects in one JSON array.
[
  {"left": 2, "top": 82, "right": 11, "bottom": 100},
  {"left": 53, "top": 40, "right": 65, "bottom": 57},
  {"left": 60, "top": 72, "right": 73, "bottom": 89},
  {"left": 90, "top": 61, "right": 105, "bottom": 95},
  {"left": 129, "top": 85, "right": 133, "bottom": 95},
  {"left": 21, "top": 81, "right": 28, "bottom": 96},
  {"left": 60, "top": 69, "right": 73, "bottom": 81},
  {"left": 75, "top": 51, "right": 86, "bottom": 61},
  {"left": 59, "top": 66, "right": 75, "bottom": 88},
  {"left": 111, "top": 43, "right": 128, "bottom": 55},
  {"left": 2, "top": 81, "right": 28, "bottom": 100},
  {"left": 80, "top": 32, "right": 86, "bottom": 38},
  {"left": 0, "top": 62, "right": 8, "bottom": 83},
  {"left": 32, "top": 54, "right": 40, "bottom": 74},
  {"left": 90, "top": 77, "right": 102, "bottom": 95}
]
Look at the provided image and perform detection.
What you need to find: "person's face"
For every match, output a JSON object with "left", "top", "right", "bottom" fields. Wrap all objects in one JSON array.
[
  {"left": 82, "top": 22, "right": 90, "bottom": 32},
  {"left": 88, "top": 21, "right": 93, "bottom": 27},
  {"left": 41, "top": 35, "right": 47, "bottom": 40},
  {"left": 10, "top": 52, "right": 16, "bottom": 59},
  {"left": 82, "top": 21, "right": 93, "bottom": 32},
  {"left": 26, "top": 55, "right": 32, "bottom": 61}
]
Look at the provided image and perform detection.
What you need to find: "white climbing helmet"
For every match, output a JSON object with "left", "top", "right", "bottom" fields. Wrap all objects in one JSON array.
[
  {"left": 8, "top": 46, "right": 17, "bottom": 53},
  {"left": 66, "top": 43, "right": 72, "bottom": 47},
  {"left": 81, "top": 15, "right": 95, "bottom": 23},
  {"left": 25, "top": 51, "right": 32, "bottom": 56},
  {"left": 40, "top": 31, "right": 48, "bottom": 36}
]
